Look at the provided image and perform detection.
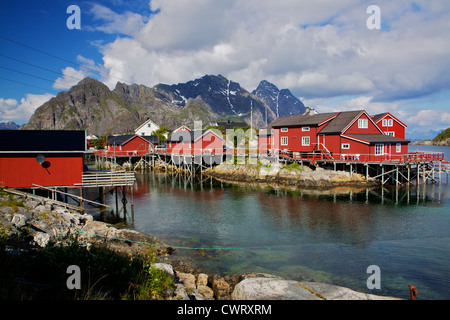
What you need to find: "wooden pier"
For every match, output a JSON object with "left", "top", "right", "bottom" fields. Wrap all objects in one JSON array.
[{"left": 91, "top": 148, "right": 448, "bottom": 186}]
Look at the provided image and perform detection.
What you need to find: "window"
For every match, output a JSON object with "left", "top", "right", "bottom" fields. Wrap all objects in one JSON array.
[
  {"left": 148, "top": 123, "right": 151, "bottom": 128},
  {"left": 375, "top": 144, "right": 384, "bottom": 155},
  {"left": 302, "top": 136, "right": 310, "bottom": 146},
  {"left": 383, "top": 118, "right": 393, "bottom": 127},
  {"left": 302, "top": 127, "right": 310, "bottom": 132},
  {"left": 281, "top": 128, "right": 288, "bottom": 132},
  {"left": 281, "top": 136, "right": 288, "bottom": 146},
  {"left": 396, "top": 143, "right": 401, "bottom": 153},
  {"left": 358, "top": 119, "right": 368, "bottom": 128},
  {"left": 387, "top": 132, "right": 395, "bottom": 137},
  {"left": 342, "top": 143, "right": 350, "bottom": 150}
]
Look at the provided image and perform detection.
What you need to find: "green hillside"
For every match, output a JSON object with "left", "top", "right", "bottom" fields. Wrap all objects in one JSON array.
[{"left": 433, "top": 128, "right": 450, "bottom": 142}]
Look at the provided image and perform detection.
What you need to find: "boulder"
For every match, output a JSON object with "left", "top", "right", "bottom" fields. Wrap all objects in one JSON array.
[
  {"left": 212, "top": 277, "right": 232, "bottom": 300},
  {"left": 197, "top": 273, "right": 209, "bottom": 287},
  {"left": 231, "top": 277, "right": 401, "bottom": 300},
  {"left": 176, "top": 272, "right": 196, "bottom": 289},
  {"left": 153, "top": 263, "right": 175, "bottom": 279},
  {"left": 197, "top": 285, "right": 214, "bottom": 300},
  {"left": 231, "top": 277, "right": 322, "bottom": 300}
]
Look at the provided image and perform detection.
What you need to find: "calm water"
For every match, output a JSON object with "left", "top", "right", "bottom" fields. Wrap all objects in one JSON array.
[{"left": 103, "top": 145, "right": 450, "bottom": 300}]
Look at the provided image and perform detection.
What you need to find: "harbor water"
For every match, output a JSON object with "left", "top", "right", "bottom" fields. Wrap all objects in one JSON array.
[{"left": 102, "top": 145, "right": 450, "bottom": 300}]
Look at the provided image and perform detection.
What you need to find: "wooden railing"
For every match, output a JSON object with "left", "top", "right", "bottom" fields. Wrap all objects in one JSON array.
[
  {"left": 93, "top": 150, "right": 151, "bottom": 157},
  {"left": 75, "top": 171, "right": 136, "bottom": 187}
]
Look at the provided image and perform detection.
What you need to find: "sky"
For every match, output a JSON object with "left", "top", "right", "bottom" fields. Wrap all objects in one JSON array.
[{"left": 0, "top": 0, "right": 449, "bottom": 139}]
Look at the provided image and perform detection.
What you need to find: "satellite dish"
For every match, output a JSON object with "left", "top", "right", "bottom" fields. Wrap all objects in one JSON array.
[{"left": 36, "top": 154, "right": 45, "bottom": 164}]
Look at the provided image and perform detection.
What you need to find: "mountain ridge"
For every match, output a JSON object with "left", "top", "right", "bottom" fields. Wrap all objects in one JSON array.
[{"left": 22, "top": 75, "right": 306, "bottom": 136}]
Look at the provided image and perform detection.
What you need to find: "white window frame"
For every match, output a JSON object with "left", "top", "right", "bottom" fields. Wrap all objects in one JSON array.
[
  {"left": 382, "top": 119, "right": 387, "bottom": 127},
  {"left": 281, "top": 136, "right": 288, "bottom": 146},
  {"left": 281, "top": 128, "right": 288, "bottom": 132},
  {"left": 342, "top": 143, "right": 350, "bottom": 150},
  {"left": 396, "top": 143, "right": 401, "bottom": 153},
  {"left": 302, "top": 127, "right": 310, "bottom": 132},
  {"left": 358, "top": 119, "right": 368, "bottom": 129},
  {"left": 302, "top": 136, "right": 310, "bottom": 146},
  {"left": 375, "top": 144, "right": 384, "bottom": 155},
  {"left": 388, "top": 119, "right": 393, "bottom": 127}
]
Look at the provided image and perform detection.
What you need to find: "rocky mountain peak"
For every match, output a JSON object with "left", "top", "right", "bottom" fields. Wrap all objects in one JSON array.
[
  {"left": 21, "top": 75, "right": 304, "bottom": 136},
  {"left": 252, "top": 80, "right": 306, "bottom": 117}
]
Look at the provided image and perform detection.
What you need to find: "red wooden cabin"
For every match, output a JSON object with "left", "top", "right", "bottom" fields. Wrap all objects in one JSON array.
[
  {"left": 103, "top": 134, "right": 158, "bottom": 156},
  {"left": 165, "top": 129, "right": 224, "bottom": 155},
  {"left": 265, "top": 110, "right": 410, "bottom": 162},
  {"left": 0, "top": 130, "right": 86, "bottom": 188},
  {"left": 371, "top": 112, "right": 407, "bottom": 139}
]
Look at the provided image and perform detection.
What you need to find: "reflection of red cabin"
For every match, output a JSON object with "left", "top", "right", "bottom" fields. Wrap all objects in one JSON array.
[
  {"left": 0, "top": 130, "right": 86, "bottom": 188},
  {"left": 264, "top": 110, "right": 410, "bottom": 162},
  {"left": 371, "top": 112, "right": 407, "bottom": 139},
  {"left": 105, "top": 135, "right": 158, "bottom": 156},
  {"left": 166, "top": 130, "right": 224, "bottom": 155}
]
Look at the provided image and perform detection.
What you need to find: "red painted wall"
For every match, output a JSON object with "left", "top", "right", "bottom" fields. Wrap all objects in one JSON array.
[
  {"left": 0, "top": 154, "right": 83, "bottom": 188},
  {"left": 375, "top": 115, "right": 406, "bottom": 139},
  {"left": 344, "top": 114, "right": 381, "bottom": 135},
  {"left": 169, "top": 132, "right": 224, "bottom": 155},
  {"left": 107, "top": 136, "right": 151, "bottom": 155}
]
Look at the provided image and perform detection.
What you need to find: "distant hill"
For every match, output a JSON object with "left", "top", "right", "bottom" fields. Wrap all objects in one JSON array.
[
  {"left": 433, "top": 128, "right": 450, "bottom": 143},
  {"left": 0, "top": 121, "right": 20, "bottom": 130},
  {"left": 21, "top": 75, "right": 306, "bottom": 136},
  {"left": 411, "top": 127, "right": 450, "bottom": 146}
]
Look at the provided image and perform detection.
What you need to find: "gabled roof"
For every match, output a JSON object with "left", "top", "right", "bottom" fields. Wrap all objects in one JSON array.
[
  {"left": 166, "top": 129, "right": 223, "bottom": 143},
  {"left": 271, "top": 112, "right": 339, "bottom": 128},
  {"left": 106, "top": 134, "right": 158, "bottom": 146},
  {"left": 172, "top": 125, "right": 191, "bottom": 133},
  {"left": 371, "top": 112, "right": 407, "bottom": 128},
  {"left": 319, "top": 111, "right": 365, "bottom": 134},
  {"left": 0, "top": 130, "right": 86, "bottom": 152},
  {"left": 134, "top": 118, "right": 159, "bottom": 132}
]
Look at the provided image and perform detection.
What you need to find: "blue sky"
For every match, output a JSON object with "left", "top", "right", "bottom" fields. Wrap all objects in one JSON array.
[{"left": 0, "top": 0, "right": 449, "bottom": 139}]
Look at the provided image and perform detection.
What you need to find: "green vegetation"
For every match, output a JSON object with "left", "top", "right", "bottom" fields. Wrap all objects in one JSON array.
[
  {"left": 282, "top": 162, "right": 304, "bottom": 172},
  {"left": 0, "top": 231, "right": 174, "bottom": 300},
  {"left": 151, "top": 126, "right": 169, "bottom": 145},
  {"left": 433, "top": 128, "right": 450, "bottom": 142},
  {"left": 90, "top": 136, "right": 107, "bottom": 150}
]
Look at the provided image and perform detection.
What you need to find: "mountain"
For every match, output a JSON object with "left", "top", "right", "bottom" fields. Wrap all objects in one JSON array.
[
  {"left": 22, "top": 75, "right": 304, "bottom": 136},
  {"left": 252, "top": 80, "right": 306, "bottom": 117},
  {"left": 0, "top": 121, "right": 20, "bottom": 130}
]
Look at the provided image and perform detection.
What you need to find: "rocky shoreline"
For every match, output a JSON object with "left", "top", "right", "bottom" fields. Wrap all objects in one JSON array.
[
  {"left": 411, "top": 139, "right": 450, "bottom": 146},
  {"left": 0, "top": 190, "right": 400, "bottom": 300},
  {"left": 203, "top": 161, "right": 379, "bottom": 188}
]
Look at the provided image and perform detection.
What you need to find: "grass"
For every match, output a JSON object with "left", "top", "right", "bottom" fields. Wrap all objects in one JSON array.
[
  {"left": 0, "top": 229, "right": 174, "bottom": 300},
  {"left": 282, "top": 162, "right": 304, "bottom": 172}
]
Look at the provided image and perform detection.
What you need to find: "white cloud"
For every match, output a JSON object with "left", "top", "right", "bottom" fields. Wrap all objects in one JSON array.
[
  {"left": 96, "top": 0, "right": 450, "bottom": 104},
  {"left": 53, "top": 67, "right": 88, "bottom": 90},
  {"left": 0, "top": 93, "right": 54, "bottom": 123},
  {"left": 88, "top": 3, "right": 148, "bottom": 36}
]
